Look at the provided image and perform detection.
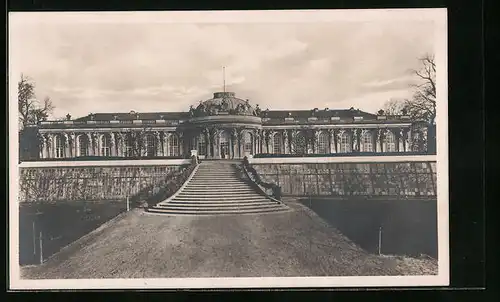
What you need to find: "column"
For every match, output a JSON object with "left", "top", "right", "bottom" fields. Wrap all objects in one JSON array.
[
  {"left": 178, "top": 132, "right": 184, "bottom": 157},
  {"left": 155, "top": 131, "right": 161, "bottom": 156},
  {"left": 63, "top": 133, "right": 70, "bottom": 158},
  {"left": 328, "top": 129, "right": 335, "bottom": 153},
  {"left": 231, "top": 129, "right": 237, "bottom": 159},
  {"left": 40, "top": 134, "right": 47, "bottom": 158},
  {"left": 110, "top": 132, "right": 116, "bottom": 156},
  {"left": 405, "top": 128, "right": 412, "bottom": 152},
  {"left": 162, "top": 132, "right": 169, "bottom": 156},
  {"left": 397, "top": 128, "right": 404, "bottom": 152},
  {"left": 375, "top": 129, "right": 381, "bottom": 153},
  {"left": 283, "top": 130, "right": 289, "bottom": 154},
  {"left": 46, "top": 133, "right": 53, "bottom": 158},
  {"left": 267, "top": 131, "right": 274, "bottom": 154},
  {"left": 313, "top": 130, "right": 320, "bottom": 154},
  {"left": 352, "top": 129, "right": 359, "bottom": 152}
]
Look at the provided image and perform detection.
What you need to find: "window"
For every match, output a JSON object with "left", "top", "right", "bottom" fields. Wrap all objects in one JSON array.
[
  {"left": 145, "top": 134, "right": 156, "bottom": 157},
  {"left": 243, "top": 132, "right": 253, "bottom": 154},
  {"left": 340, "top": 132, "right": 351, "bottom": 153},
  {"left": 273, "top": 133, "right": 283, "bottom": 154},
  {"left": 101, "top": 134, "right": 110, "bottom": 156},
  {"left": 125, "top": 134, "right": 134, "bottom": 157},
  {"left": 318, "top": 131, "right": 329, "bottom": 154},
  {"left": 197, "top": 134, "right": 206, "bottom": 156},
  {"left": 385, "top": 131, "right": 396, "bottom": 152},
  {"left": 361, "top": 131, "right": 373, "bottom": 152},
  {"left": 78, "top": 135, "right": 88, "bottom": 157},
  {"left": 169, "top": 134, "right": 180, "bottom": 156},
  {"left": 55, "top": 135, "right": 64, "bottom": 158},
  {"left": 293, "top": 132, "right": 307, "bottom": 155}
]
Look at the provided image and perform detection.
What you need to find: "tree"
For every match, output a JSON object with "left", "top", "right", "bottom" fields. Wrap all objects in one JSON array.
[
  {"left": 18, "top": 74, "right": 54, "bottom": 130},
  {"left": 379, "top": 53, "right": 436, "bottom": 124}
]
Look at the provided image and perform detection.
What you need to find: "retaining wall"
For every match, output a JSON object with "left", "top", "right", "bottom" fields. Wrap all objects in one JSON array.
[
  {"left": 18, "top": 159, "right": 191, "bottom": 202},
  {"left": 248, "top": 156, "right": 437, "bottom": 197}
]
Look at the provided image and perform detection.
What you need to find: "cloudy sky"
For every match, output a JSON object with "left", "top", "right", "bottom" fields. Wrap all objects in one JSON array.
[{"left": 10, "top": 12, "right": 436, "bottom": 119}]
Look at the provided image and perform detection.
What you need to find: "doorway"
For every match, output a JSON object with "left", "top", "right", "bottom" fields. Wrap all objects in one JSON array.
[{"left": 220, "top": 130, "right": 230, "bottom": 159}]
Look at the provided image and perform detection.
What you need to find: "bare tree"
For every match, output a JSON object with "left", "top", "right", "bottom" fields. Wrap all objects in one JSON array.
[
  {"left": 381, "top": 98, "right": 408, "bottom": 115},
  {"left": 18, "top": 74, "right": 55, "bottom": 130},
  {"left": 408, "top": 53, "right": 436, "bottom": 124},
  {"left": 379, "top": 54, "right": 436, "bottom": 124}
]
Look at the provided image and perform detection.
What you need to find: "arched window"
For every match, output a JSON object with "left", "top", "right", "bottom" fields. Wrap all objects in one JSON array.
[
  {"left": 169, "top": 134, "right": 180, "bottom": 157},
  {"left": 385, "top": 131, "right": 396, "bottom": 152},
  {"left": 145, "top": 134, "right": 156, "bottom": 157},
  {"left": 273, "top": 132, "right": 283, "bottom": 154},
  {"left": 243, "top": 132, "right": 254, "bottom": 155},
  {"left": 339, "top": 132, "right": 351, "bottom": 153},
  {"left": 197, "top": 133, "right": 206, "bottom": 156},
  {"left": 318, "top": 131, "right": 330, "bottom": 154},
  {"left": 293, "top": 131, "right": 307, "bottom": 155},
  {"left": 124, "top": 134, "right": 134, "bottom": 157},
  {"left": 78, "top": 135, "right": 89, "bottom": 157},
  {"left": 361, "top": 131, "right": 373, "bottom": 152},
  {"left": 100, "top": 134, "right": 110, "bottom": 156},
  {"left": 54, "top": 134, "right": 64, "bottom": 158}
]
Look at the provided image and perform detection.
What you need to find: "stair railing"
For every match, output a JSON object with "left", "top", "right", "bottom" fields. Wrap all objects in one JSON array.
[
  {"left": 241, "top": 157, "right": 282, "bottom": 204},
  {"left": 146, "top": 156, "right": 200, "bottom": 209}
]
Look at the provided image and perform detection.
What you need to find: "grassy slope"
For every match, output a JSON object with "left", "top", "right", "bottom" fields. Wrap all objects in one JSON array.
[{"left": 21, "top": 203, "right": 437, "bottom": 279}]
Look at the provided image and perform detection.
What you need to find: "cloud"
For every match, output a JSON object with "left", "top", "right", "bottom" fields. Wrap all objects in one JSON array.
[{"left": 9, "top": 17, "right": 435, "bottom": 118}]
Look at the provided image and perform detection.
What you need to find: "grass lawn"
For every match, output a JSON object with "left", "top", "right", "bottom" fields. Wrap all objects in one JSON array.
[
  {"left": 21, "top": 202, "right": 437, "bottom": 279},
  {"left": 19, "top": 200, "right": 127, "bottom": 265},
  {"left": 301, "top": 197, "right": 438, "bottom": 258}
]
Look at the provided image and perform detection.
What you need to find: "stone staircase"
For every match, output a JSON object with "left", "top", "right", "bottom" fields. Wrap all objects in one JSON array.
[{"left": 147, "top": 161, "right": 289, "bottom": 215}]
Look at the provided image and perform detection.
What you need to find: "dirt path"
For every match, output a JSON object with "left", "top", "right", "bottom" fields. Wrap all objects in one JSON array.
[{"left": 21, "top": 202, "right": 435, "bottom": 279}]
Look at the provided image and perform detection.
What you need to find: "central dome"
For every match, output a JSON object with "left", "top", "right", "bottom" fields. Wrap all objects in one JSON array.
[
  {"left": 202, "top": 92, "right": 250, "bottom": 111},
  {"left": 191, "top": 91, "right": 256, "bottom": 116}
]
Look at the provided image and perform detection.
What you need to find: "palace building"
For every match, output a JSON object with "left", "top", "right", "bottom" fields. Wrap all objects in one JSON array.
[{"left": 21, "top": 91, "right": 433, "bottom": 160}]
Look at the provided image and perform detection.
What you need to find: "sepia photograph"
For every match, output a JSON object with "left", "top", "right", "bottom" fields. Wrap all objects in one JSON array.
[{"left": 8, "top": 9, "right": 449, "bottom": 289}]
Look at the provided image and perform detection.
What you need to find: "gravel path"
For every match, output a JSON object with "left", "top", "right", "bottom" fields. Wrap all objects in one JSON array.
[{"left": 21, "top": 202, "right": 433, "bottom": 279}]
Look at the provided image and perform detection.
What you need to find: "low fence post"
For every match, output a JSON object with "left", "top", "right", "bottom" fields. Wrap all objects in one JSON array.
[
  {"left": 32, "top": 220, "right": 36, "bottom": 258},
  {"left": 378, "top": 226, "right": 383, "bottom": 255},
  {"left": 39, "top": 230, "right": 43, "bottom": 264}
]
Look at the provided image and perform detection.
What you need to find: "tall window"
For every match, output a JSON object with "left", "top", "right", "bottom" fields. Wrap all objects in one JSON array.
[
  {"left": 361, "top": 131, "right": 373, "bottom": 152},
  {"left": 385, "top": 131, "right": 396, "bottom": 152},
  {"left": 78, "top": 135, "right": 88, "bottom": 157},
  {"left": 169, "top": 134, "right": 180, "bottom": 156},
  {"left": 340, "top": 132, "right": 351, "bottom": 153},
  {"left": 54, "top": 135, "right": 64, "bottom": 158},
  {"left": 197, "top": 133, "right": 207, "bottom": 156},
  {"left": 124, "top": 134, "right": 134, "bottom": 157},
  {"left": 243, "top": 132, "right": 253, "bottom": 155},
  {"left": 145, "top": 134, "right": 156, "bottom": 157},
  {"left": 273, "top": 133, "right": 283, "bottom": 154},
  {"left": 100, "top": 134, "right": 110, "bottom": 156},
  {"left": 293, "top": 132, "right": 307, "bottom": 155},
  {"left": 318, "top": 131, "right": 329, "bottom": 154}
]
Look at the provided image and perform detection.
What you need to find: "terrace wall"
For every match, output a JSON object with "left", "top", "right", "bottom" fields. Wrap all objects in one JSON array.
[
  {"left": 18, "top": 159, "right": 191, "bottom": 203},
  {"left": 248, "top": 155, "right": 437, "bottom": 197}
]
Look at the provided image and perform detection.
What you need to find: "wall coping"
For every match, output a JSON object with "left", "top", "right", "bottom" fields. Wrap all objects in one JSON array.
[
  {"left": 248, "top": 155, "right": 437, "bottom": 164},
  {"left": 19, "top": 159, "right": 191, "bottom": 168}
]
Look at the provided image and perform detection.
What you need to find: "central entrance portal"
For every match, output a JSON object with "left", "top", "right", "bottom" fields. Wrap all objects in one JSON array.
[{"left": 220, "top": 131, "right": 230, "bottom": 159}]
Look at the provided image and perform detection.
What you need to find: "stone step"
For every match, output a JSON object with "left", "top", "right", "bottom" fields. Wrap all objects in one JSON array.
[
  {"left": 184, "top": 184, "right": 253, "bottom": 189},
  {"left": 147, "top": 207, "right": 289, "bottom": 216},
  {"left": 159, "top": 201, "right": 278, "bottom": 207},
  {"left": 181, "top": 187, "right": 255, "bottom": 191},
  {"left": 172, "top": 195, "right": 265, "bottom": 201},
  {"left": 155, "top": 204, "right": 281, "bottom": 211},
  {"left": 165, "top": 200, "right": 274, "bottom": 205},
  {"left": 177, "top": 191, "right": 259, "bottom": 196}
]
